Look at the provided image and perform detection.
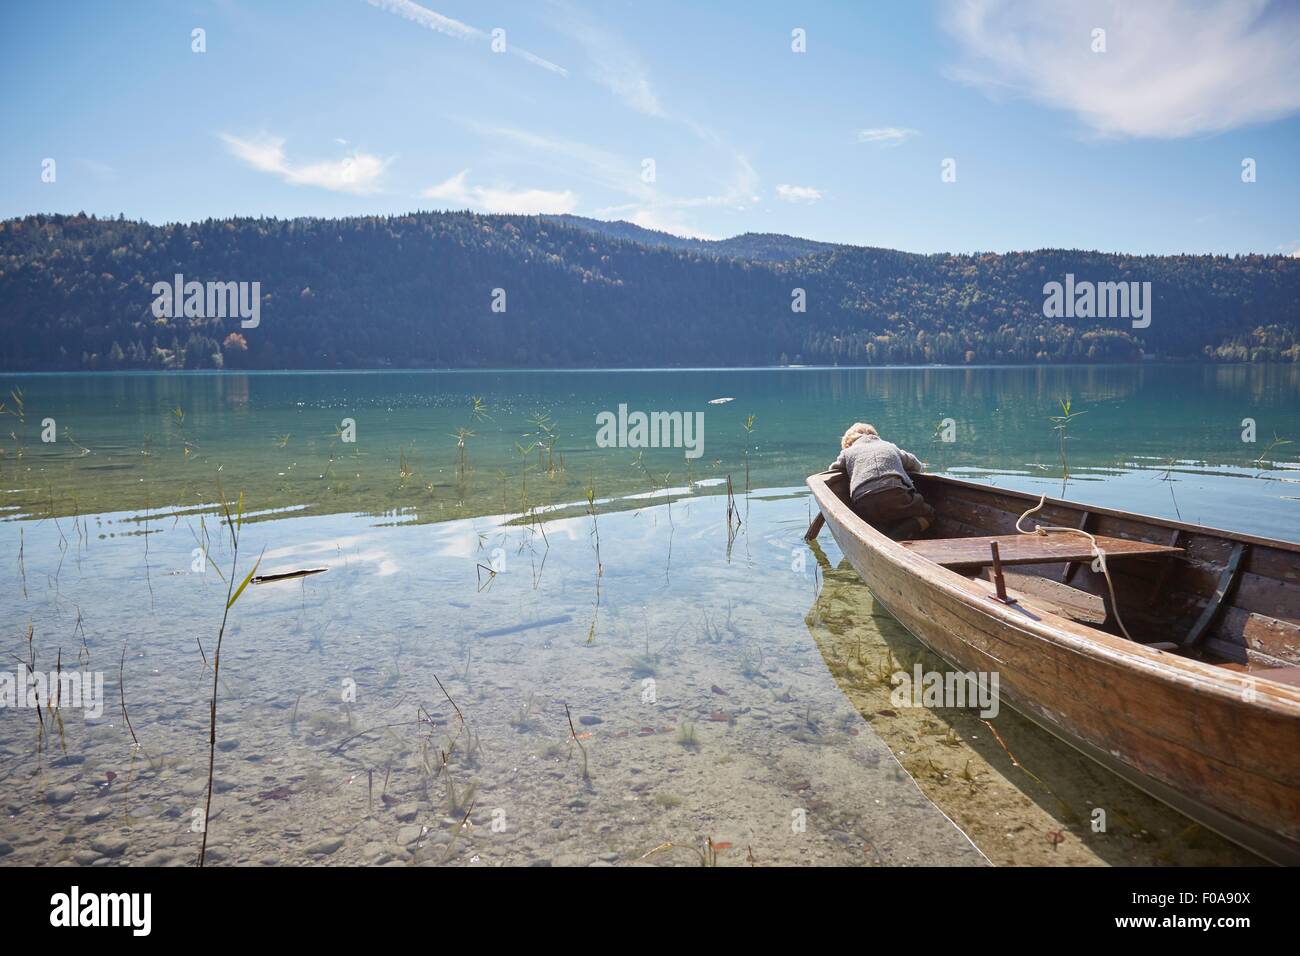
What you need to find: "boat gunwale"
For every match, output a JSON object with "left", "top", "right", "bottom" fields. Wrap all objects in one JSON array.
[
  {"left": 805, "top": 469, "right": 1300, "bottom": 707},
  {"left": 919, "top": 471, "right": 1300, "bottom": 556}
]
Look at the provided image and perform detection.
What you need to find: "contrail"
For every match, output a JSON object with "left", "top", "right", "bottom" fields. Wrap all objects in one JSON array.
[{"left": 365, "top": 0, "right": 568, "bottom": 76}]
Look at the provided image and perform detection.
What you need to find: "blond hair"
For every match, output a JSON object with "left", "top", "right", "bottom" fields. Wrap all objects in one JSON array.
[{"left": 841, "top": 422, "right": 878, "bottom": 449}]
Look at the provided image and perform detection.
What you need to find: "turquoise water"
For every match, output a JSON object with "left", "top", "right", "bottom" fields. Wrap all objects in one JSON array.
[
  {"left": 2, "top": 365, "right": 1297, "bottom": 536},
  {"left": 0, "top": 365, "right": 1295, "bottom": 866}
]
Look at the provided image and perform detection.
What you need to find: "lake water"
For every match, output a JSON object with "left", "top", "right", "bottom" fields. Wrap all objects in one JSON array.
[{"left": 1, "top": 365, "right": 1297, "bottom": 866}]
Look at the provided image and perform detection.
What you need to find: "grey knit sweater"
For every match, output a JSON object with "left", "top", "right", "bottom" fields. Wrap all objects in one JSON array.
[{"left": 829, "top": 435, "right": 923, "bottom": 501}]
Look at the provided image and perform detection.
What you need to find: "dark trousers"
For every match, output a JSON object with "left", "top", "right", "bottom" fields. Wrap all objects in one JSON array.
[{"left": 851, "top": 484, "right": 936, "bottom": 540}]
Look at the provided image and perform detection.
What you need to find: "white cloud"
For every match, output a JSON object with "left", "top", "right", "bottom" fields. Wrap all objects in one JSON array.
[
  {"left": 474, "top": 122, "right": 757, "bottom": 230},
  {"left": 366, "top": 0, "right": 476, "bottom": 40},
  {"left": 556, "top": 13, "right": 664, "bottom": 116},
  {"left": 221, "top": 134, "right": 287, "bottom": 174},
  {"left": 625, "top": 209, "right": 719, "bottom": 241},
  {"left": 220, "top": 134, "right": 390, "bottom": 193},
  {"left": 775, "top": 184, "right": 823, "bottom": 204},
  {"left": 857, "top": 127, "right": 919, "bottom": 147},
  {"left": 942, "top": 0, "right": 1300, "bottom": 138},
  {"left": 422, "top": 169, "right": 578, "bottom": 214},
  {"left": 661, "top": 153, "right": 761, "bottom": 210},
  {"left": 365, "top": 0, "right": 567, "bottom": 76},
  {"left": 439, "top": 5, "right": 763, "bottom": 236},
  {"left": 468, "top": 123, "right": 654, "bottom": 202},
  {"left": 540, "top": 4, "right": 762, "bottom": 234}
]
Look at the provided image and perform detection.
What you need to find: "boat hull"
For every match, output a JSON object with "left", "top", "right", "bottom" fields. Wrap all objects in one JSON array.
[{"left": 807, "top": 471, "right": 1300, "bottom": 865}]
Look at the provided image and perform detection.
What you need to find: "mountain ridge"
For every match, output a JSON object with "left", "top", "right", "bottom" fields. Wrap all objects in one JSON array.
[
  {"left": 1, "top": 210, "right": 1297, "bottom": 370},
  {"left": 544, "top": 215, "right": 848, "bottom": 262}
]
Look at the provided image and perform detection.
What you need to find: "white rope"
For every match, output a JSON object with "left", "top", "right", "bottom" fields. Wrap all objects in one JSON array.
[{"left": 1015, "top": 495, "right": 1134, "bottom": 641}]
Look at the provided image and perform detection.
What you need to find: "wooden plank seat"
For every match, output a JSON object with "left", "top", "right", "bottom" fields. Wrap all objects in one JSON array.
[
  {"left": 970, "top": 570, "right": 1107, "bottom": 625},
  {"left": 900, "top": 533, "right": 1183, "bottom": 571}
]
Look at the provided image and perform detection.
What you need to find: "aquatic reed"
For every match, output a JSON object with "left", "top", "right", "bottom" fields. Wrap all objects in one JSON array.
[
  {"left": 73, "top": 608, "right": 90, "bottom": 668},
  {"left": 738, "top": 643, "right": 765, "bottom": 681},
  {"left": 51, "top": 648, "right": 67, "bottom": 755},
  {"left": 439, "top": 800, "right": 477, "bottom": 865},
  {"left": 1252, "top": 434, "right": 1294, "bottom": 475},
  {"left": 1155, "top": 457, "right": 1184, "bottom": 520},
  {"left": 452, "top": 427, "right": 475, "bottom": 481},
  {"left": 5, "top": 386, "right": 26, "bottom": 421},
  {"left": 398, "top": 444, "right": 413, "bottom": 485},
  {"left": 741, "top": 413, "right": 757, "bottom": 493},
  {"left": 1048, "top": 398, "right": 1085, "bottom": 494},
  {"left": 430, "top": 672, "right": 481, "bottom": 816},
  {"left": 525, "top": 410, "right": 563, "bottom": 477},
  {"left": 198, "top": 488, "right": 263, "bottom": 867},
  {"left": 585, "top": 480, "right": 602, "bottom": 643},
  {"left": 642, "top": 836, "right": 721, "bottom": 867},
  {"left": 22, "top": 622, "right": 44, "bottom": 752},
  {"left": 118, "top": 642, "right": 140, "bottom": 751},
  {"left": 725, "top": 475, "right": 742, "bottom": 558},
  {"left": 509, "top": 692, "right": 542, "bottom": 733},
  {"left": 563, "top": 702, "right": 590, "bottom": 783}
]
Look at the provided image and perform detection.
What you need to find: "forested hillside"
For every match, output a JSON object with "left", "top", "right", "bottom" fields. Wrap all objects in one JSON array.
[{"left": 1, "top": 211, "right": 1296, "bottom": 370}]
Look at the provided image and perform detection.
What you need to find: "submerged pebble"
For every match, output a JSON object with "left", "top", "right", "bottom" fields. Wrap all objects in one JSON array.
[
  {"left": 396, "top": 825, "right": 424, "bottom": 846},
  {"left": 306, "top": 837, "right": 344, "bottom": 856},
  {"left": 90, "top": 834, "right": 129, "bottom": 858}
]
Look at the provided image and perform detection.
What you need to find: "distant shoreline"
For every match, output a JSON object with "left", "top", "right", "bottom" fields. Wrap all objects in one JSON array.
[{"left": 4, "top": 361, "right": 1296, "bottom": 376}]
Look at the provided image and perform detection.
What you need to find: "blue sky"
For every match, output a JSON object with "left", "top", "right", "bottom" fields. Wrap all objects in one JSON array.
[{"left": 2, "top": 0, "right": 1298, "bottom": 255}]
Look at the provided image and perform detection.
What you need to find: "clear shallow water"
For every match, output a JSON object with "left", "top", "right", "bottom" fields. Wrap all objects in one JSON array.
[
  {"left": 1, "top": 491, "right": 987, "bottom": 866},
  {"left": 1, "top": 366, "right": 1296, "bottom": 866}
]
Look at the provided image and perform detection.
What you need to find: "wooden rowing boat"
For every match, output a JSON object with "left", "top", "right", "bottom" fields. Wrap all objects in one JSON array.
[{"left": 806, "top": 469, "right": 1300, "bottom": 864}]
